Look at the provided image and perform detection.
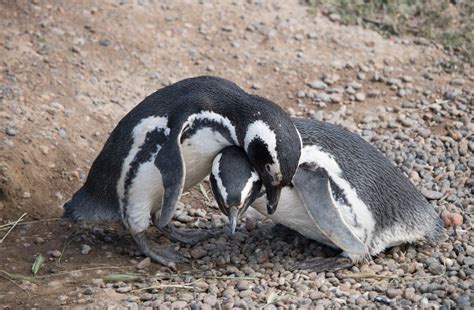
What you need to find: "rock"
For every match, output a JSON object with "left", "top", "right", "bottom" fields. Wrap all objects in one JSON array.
[
  {"left": 308, "top": 80, "right": 327, "bottom": 90},
  {"left": 116, "top": 286, "right": 132, "bottom": 293},
  {"left": 237, "top": 280, "right": 250, "bottom": 291},
  {"left": 48, "top": 250, "right": 62, "bottom": 257},
  {"left": 171, "top": 301, "right": 188, "bottom": 309},
  {"left": 206, "top": 64, "right": 215, "bottom": 72},
  {"left": 450, "top": 78, "right": 465, "bottom": 86},
  {"left": 463, "top": 257, "right": 474, "bottom": 266},
  {"left": 80, "top": 244, "right": 91, "bottom": 255},
  {"left": 441, "top": 211, "right": 463, "bottom": 228},
  {"left": 203, "top": 294, "right": 217, "bottom": 306},
  {"left": 34, "top": 237, "right": 45, "bottom": 244},
  {"left": 428, "top": 262, "right": 445, "bottom": 275},
  {"left": 83, "top": 287, "right": 94, "bottom": 295},
  {"left": 421, "top": 189, "right": 443, "bottom": 200},
  {"left": 191, "top": 247, "right": 208, "bottom": 259},
  {"left": 99, "top": 38, "right": 111, "bottom": 47},
  {"left": 136, "top": 257, "right": 151, "bottom": 269},
  {"left": 6, "top": 128, "right": 17, "bottom": 136},
  {"left": 329, "top": 13, "right": 341, "bottom": 22},
  {"left": 355, "top": 93, "right": 366, "bottom": 102}
]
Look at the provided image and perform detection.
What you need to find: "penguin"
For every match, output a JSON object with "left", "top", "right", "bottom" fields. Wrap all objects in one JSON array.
[
  {"left": 210, "top": 118, "right": 444, "bottom": 271},
  {"left": 63, "top": 76, "right": 302, "bottom": 268}
]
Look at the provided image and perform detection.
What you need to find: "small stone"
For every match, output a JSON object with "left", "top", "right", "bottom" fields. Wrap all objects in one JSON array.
[
  {"left": 116, "top": 286, "right": 132, "bottom": 293},
  {"left": 401, "top": 75, "right": 413, "bottom": 83},
  {"left": 58, "top": 129, "right": 66, "bottom": 137},
  {"left": 136, "top": 257, "right": 151, "bottom": 269},
  {"left": 23, "top": 192, "right": 31, "bottom": 198},
  {"left": 206, "top": 64, "right": 215, "bottom": 72},
  {"left": 237, "top": 280, "right": 250, "bottom": 291},
  {"left": 34, "top": 237, "right": 45, "bottom": 244},
  {"left": 48, "top": 250, "right": 62, "bottom": 257},
  {"left": 203, "top": 294, "right": 217, "bottom": 306},
  {"left": 463, "top": 257, "right": 474, "bottom": 266},
  {"left": 83, "top": 287, "right": 94, "bottom": 295},
  {"left": 355, "top": 93, "right": 366, "bottom": 102},
  {"left": 421, "top": 189, "right": 443, "bottom": 200},
  {"left": 6, "top": 128, "right": 17, "bottom": 136},
  {"left": 99, "top": 38, "right": 110, "bottom": 47},
  {"left": 39, "top": 145, "right": 49, "bottom": 155},
  {"left": 329, "top": 13, "right": 340, "bottom": 22},
  {"left": 191, "top": 247, "right": 208, "bottom": 259},
  {"left": 308, "top": 80, "right": 327, "bottom": 90},
  {"left": 386, "top": 288, "right": 401, "bottom": 299},
  {"left": 171, "top": 301, "right": 187, "bottom": 309},
  {"left": 450, "top": 78, "right": 465, "bottom": 86},
  {"left": 80, "top": 244, "right": 91, "bottom": 255},
  {"left": 428, "top": 262, "right": 445, "bottom": 275},
  {"left": 367, "top": 89, "right": 381, "bottom": 98},
  {"left": 441, "top": 211, "right": 463, "bottom": 228}
]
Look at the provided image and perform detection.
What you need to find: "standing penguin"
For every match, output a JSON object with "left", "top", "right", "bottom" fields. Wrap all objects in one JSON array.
[
  {"left": 210, "top": 118, "right": 444, "bottom": 271},
  {"left": 63, "top": 76, "right": 301, "bottom": 268}
]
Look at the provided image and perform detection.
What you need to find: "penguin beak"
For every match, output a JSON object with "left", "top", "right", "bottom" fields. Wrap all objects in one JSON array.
[
  {"left": 228, "top": 206, "right": 239, "bottom": 236},
  {"left": 266, "top": 185, "right": 281, "bottom": 214}
]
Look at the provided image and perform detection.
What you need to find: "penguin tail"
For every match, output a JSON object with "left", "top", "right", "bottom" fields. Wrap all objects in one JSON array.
[
  {"left": 63, "top": 188, "right": 121, "bottom": 222},
  {"left": 424, "top": 209, "right": 446, "bottom": 245}
]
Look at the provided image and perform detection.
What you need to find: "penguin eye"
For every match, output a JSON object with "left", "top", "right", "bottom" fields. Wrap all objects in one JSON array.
[{"left": 265, "top": 163, "right": 272, "bottom": 173}]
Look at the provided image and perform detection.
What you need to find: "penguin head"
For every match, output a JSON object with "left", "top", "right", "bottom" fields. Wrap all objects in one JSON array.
[
  {"left": 244, "top": 120, "right": 301, "bottom": 214},
  {"left": 210, "top": 146, "right": 263, "bottom": 235}
]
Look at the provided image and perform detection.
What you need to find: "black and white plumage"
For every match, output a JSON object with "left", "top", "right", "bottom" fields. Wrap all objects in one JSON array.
[
  {"left": 211, "top": 118, "right": 444, "bottom": 271},
  {"left": 63, "top": 76, "right": 302, "bottom": 267}
]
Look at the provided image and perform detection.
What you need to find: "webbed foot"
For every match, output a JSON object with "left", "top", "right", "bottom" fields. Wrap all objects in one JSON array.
[
  {"left": 294, "top": 256, "right": 353, "bottom": 272},
  {"left": 132, "top": 232, "right": 188, "bottom": 271},
  {"left": 159, "top": 224, "right": 217, "bottom": 245}
]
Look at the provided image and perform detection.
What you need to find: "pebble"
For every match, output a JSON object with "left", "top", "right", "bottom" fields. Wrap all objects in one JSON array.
[
  {"left": 355, "top": 92, "right": 366, "bottom": 102},
  {"left": 6, "top": 128, "right": 17, "bottom": 136},
  {"left": 80, "top": 244, "right": 91, "bottom": 255},
  {"left": 308, "top": 80, "right": 327, "bottom": 90},
  {"left": 48, "top": 250, "right": 62, "bottom": 257},
  {"left": 421, "top": 189, "right": 443, "bottom": 200},
  {"left": 191, "top": 247, "right": 208, "bottom": 259},
  {"left": 136, "top": 257, "right": 151, "bottom": 269}
]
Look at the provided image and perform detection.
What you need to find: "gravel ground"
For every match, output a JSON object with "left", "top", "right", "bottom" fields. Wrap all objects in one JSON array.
[{"left": 0, "top": 0, "right": 472, "bottom": 308}]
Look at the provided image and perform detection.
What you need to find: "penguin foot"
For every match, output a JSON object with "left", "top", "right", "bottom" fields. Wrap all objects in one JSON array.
[
  {"left": 132, "top": 232, "right": 188, "bottom": 271},
  {"left": 159, "top": 225, "right": 217, "bottom": 245},
  {"left": 294, "top": 256, "right": 353, "bottom": 272}
]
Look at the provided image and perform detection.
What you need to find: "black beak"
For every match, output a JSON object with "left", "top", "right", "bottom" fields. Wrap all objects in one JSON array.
[
  {"left": 266, "top": 185, "right": 281, "bottom": 214},
  {"left": 228, "top": 206, "right": 239, "bottom": 236}
]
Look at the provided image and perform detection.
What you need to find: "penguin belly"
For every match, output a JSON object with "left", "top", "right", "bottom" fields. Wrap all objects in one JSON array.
[{"left": 251, "top": 187, "right": 338, "bottom": 249}]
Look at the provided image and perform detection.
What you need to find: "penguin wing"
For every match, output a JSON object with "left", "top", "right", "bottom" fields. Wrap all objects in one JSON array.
[
  {"left": 155, "top": 130, "right": 186, "bottom": 229},
  {"left": 292, "top": 166, "right": 367, "bottom": 255}
]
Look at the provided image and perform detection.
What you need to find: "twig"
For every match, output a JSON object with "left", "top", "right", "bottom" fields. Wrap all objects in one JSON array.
[
  {"left": 57, "top": 231, "right": 78, "bottom": 265},
  {"left": 0, "top": 218, "right": 62, "bottom": 231},
  {"left": 131, "top": 284, "right": 194, "bottom": 292},
  {"left": 0, "top": 213, "right": 27, "bottom": 243},
  {"left": 0, "top": 265, "right": 134, "bottom": 282},
  {"left": 343, "top": 272, "right": 445, "bottom": 281},
  {"left": 0, "top": 272, "right": 31, "bottom": 297}
]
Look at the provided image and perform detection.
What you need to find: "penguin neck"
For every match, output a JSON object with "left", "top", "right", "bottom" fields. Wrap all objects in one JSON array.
[{"left": 180, "top": 113, "right": 236, "bottom": 189}]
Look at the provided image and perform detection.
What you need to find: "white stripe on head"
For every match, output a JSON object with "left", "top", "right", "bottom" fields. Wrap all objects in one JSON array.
[
  {"left": 240, "top": 171, "right": 260, "bottom": 205},
  {"left": 186, "top": 111, "right": 238, "bottom": 144},
  {"left": 299, "top": 145, "right": 376, "bottom": 242},
  {"left": 211, "top": 153, "right": 228, "bottom": 202},
  {"left": 244, "top": 120, "right": 281, "bottom": 183}
]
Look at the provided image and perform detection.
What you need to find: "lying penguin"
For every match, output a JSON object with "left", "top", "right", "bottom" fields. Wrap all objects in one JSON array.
[
  {"left": 210, "top": 118, "right": 444, "bottom": 271},
  {"left": 63, "top": 76, "right": 301, "bottom": 268}
]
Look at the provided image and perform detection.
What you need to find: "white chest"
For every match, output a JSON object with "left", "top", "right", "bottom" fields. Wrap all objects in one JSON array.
[
  {"left": 181, "top": 128, "right": 232, "bottom": 189},
  {"left": 251, "top": 187, "right": 336, "bottom": 248}
]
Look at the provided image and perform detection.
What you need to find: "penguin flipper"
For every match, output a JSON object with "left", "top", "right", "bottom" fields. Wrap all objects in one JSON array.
[
  {"left": 292, "top": 167, "right": 367, "bottom": 255},
  {"left": 155, "top": 137, "right": 185, "bottom": 229}
]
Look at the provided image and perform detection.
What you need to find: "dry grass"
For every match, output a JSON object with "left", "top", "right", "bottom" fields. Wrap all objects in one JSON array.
[{"left": 308, "top": 0, "right": 473, "bottom": 63}]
